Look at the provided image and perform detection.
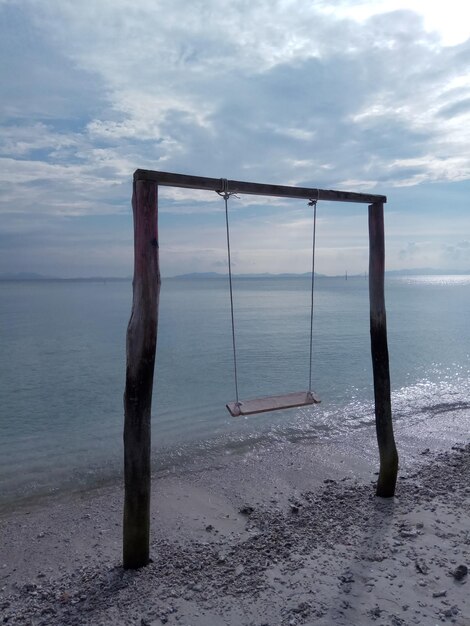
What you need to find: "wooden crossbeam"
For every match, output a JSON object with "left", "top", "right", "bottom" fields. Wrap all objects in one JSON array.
[{"left": 134, "top": 169, "right": 386, "bottom": 205}]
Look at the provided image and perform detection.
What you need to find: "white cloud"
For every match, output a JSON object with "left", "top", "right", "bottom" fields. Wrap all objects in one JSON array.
[
  {"left": 316, "top": 0, "right": 470, "bottom": 46},
  {"left": 4, "top": 1, "right": 470, "bottom": 191},
  {"left": 1, "top": 0, "right": 470, "bottom": 274}
]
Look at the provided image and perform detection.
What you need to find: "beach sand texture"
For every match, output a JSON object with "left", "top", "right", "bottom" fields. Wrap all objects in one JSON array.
[{"left": 1, "top": 414, "right": 469, "bottom": 626}]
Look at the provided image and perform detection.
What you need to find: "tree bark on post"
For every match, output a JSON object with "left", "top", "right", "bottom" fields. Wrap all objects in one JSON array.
[
  {"left": 123, "top": 178, "right": 160, "bottom": 569},
  {"left": 368, "top": 202, "right": 398, "bottom": 497}
]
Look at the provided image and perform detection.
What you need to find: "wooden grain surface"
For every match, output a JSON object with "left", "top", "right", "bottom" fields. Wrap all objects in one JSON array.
[
  {"left": 134, "top": 169, "right": 386, "bottom": 204},
  {"left": 227, "top": 390, "right": 321, "bottom": 417}
]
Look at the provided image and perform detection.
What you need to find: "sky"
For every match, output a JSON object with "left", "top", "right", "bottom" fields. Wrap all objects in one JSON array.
[{"left": 1, "top": 0, "right": 470, "bottom": 277}]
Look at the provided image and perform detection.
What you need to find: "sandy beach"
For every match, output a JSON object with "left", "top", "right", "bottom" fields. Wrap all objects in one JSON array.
[{"left": 1, "top": 410, "right": 470, "bottom": 626}]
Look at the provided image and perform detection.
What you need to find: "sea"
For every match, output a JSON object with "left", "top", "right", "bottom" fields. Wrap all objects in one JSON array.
[{"left": 1, "top": 275, "right": 469, "bottom": 508}]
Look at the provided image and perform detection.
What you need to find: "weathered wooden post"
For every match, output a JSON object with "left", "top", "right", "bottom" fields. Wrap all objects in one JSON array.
[
  {"left": 123, "top": 177, "right": 160, "bottom": 569},
  {"left": 368, "top": 202, "right": 398, "bottom": 497}
]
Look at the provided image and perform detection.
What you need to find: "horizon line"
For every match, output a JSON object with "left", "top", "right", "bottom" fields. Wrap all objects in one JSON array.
[{"left": 2, "top": 268, "right": 470, "bottom": 282}]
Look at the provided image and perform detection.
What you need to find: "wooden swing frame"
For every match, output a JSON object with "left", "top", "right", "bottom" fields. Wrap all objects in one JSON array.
[{"left": 123, "top": 169, "right": 399, "bottom": 569}]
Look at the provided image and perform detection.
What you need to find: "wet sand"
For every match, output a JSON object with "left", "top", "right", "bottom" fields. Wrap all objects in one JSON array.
[{"left": 1, "top": 411, "right": 470, "bottom": 625}]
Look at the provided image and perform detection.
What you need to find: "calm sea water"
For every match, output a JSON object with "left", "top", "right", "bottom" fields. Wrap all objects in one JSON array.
[{"left": 1, "top": 275, "right": 469, "bottom": 506}]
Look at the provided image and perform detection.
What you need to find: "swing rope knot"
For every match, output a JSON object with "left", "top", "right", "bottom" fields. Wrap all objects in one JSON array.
[
  {"left": 217, "top": 178, "right": 239, "bottom": 200},
  {"left": 308, "top": 188, "right": 320, "bottom": 206}
]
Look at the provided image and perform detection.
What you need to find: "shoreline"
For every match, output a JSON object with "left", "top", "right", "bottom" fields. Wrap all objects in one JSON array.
[
  {"left": 2, "top": 397, "right": 470, "bottom": 516},
  {"left": 1, "top": 412, "right": 470, "bottom": 625}
]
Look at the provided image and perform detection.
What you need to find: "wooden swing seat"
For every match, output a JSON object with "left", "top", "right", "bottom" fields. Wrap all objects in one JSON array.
[{"left": 226, "top": 390, "right": 321, "bottom": 417}]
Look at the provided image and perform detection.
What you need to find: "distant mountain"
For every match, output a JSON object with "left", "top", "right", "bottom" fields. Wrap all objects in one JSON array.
[
  {"left": 0, "top": 272, "right": 53, "bottom": 280},
  {"left": 172, "top": 272, "right": 226, "bottom": 279},
  {"left": 171, "top": 269, "right": 470, "bottom": 279},
  {"left": 2, "top": 268, "right": 469, "bottom": 281}
]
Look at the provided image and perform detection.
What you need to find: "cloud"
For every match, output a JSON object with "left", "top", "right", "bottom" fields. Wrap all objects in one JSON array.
[
  {"left": 4, "top": 3, "right": 470, "bottom": 195},
  {"left": 1, "top": 0, "right": 470, "bottom": 275},
  {"left": 0, "top": 211, "right": 134, "bottom": 277},
  {"left": 0, "top": 3, "right": 105, "bottom": 121},
  {"left": 437, "top": 98, "right": 470, "bottom": 119},
  {"left": 442, "top": 240, "right": 470, "bottom": 263}
]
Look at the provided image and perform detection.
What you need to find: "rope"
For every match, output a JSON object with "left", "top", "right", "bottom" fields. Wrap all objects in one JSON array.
[
  {"left": 307, "top": 190, "right": 319, "bottom": 393},
  {"left": 217, "top": 179, "right": 240, "bottom": 408},
  {"left": 218, "top": 180, "right": 319, "bottom": 407}
]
